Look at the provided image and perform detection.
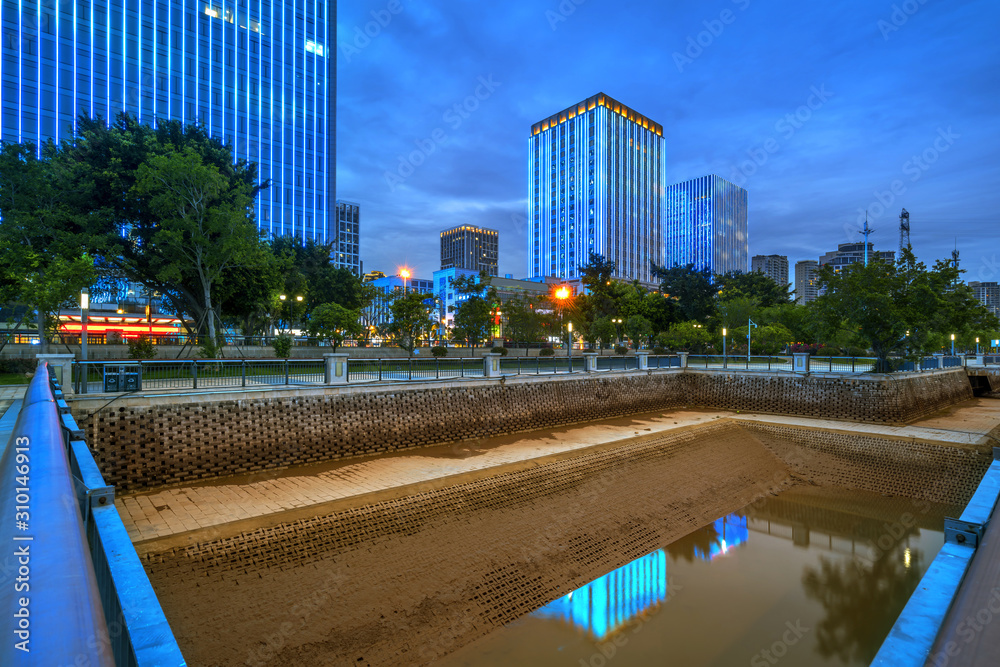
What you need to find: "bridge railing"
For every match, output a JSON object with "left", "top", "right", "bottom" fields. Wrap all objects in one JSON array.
[{"left": 0, "top": 363, "right": 184, "bottom": 666}]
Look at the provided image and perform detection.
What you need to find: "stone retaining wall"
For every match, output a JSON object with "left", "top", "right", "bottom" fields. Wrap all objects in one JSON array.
[{"left": 71, "top": 368, "right": 973, "bottom": 492}]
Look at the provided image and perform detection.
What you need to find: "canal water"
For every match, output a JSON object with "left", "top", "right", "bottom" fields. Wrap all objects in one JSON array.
[{"left": 439, "top": 487, "right": 961, "bottom": 667}]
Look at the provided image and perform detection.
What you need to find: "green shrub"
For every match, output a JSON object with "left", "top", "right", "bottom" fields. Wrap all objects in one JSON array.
[
  {"left": 0, "top": 358, "right": 35, "bottom": 374},
  {"left": 127, "top": 335, "right": 157, "bottom": 359},
  {"left": 539, "top": 347, "right": 555, "bottom": 357},
  {"left": 198, "top": 338, "right": 219, "bottom": 359},
  {"left": 431, "top": 346, "right": 448, "bottom": 358},
  {"left": 272, "top": 334, "right": 292, "bottom": 358},
  {"left": 491, "top": 346, "right": 508, "bottom": 356},
  {"left": 615, "top": 345, "right": 628, "bottom": 356},
  {"left": 652, "top": 346, "right": 668, "bottom": 356}
]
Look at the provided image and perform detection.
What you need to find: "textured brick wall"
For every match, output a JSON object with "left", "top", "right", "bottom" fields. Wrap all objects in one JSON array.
[{"left": 73, "top": 369, "right": 973, "bottom": 492}]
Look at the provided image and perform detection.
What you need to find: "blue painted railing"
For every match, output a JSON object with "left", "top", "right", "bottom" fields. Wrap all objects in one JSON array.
[{"left": 0, "top": 363, "right": 185, "bottom": 666}]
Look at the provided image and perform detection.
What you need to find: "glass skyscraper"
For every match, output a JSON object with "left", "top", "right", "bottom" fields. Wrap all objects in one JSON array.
[
  {"left": 1, "top": 0, "right": 335, "bottom": 242},
  {"left": 528, "top": 93, "right": 665, "bottom": 285},
  {"left": 663, "top": 174, "right": 748, "bottom": 276},
  {"left": 333, "top": 200, "right": 360, "bottom": 275}
]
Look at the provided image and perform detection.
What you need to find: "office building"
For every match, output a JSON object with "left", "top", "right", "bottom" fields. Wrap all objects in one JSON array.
[
  {"left": 1, "top": 0, "right": 336, "bottom": 243},
  {"left": 969, "top": 281, "right": 1000, "bottom": 317},
  {"left": 664, "top": 175, "right": 748, "bottom": 276},
  {"left": 819, "top": 243, "right": 895, "bottom": 271},
  {"left": 433, "top": 269, "right": 561, "bottom": 335},
  {"left": 333, "top": 201, "right": 361, "bottom": 275},
  {"left": 363, "top": 273, "right": 433, "bottom": 331},
  {"left": 527, "top": 93, "right": 665, "bottom": 286},
  {"left": 794, "top": 260, "right": 820, "bottom": 305},
  {"left": 751, "top": 254, "right": 789, "bottom": 286},
  {"left": 440, "top": 225, "right": 499, "bottom": 276}
]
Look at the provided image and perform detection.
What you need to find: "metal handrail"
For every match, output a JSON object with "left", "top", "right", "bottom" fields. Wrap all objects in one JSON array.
[{"left": 0, "top": 363, "right": 185, "bottom": 666}]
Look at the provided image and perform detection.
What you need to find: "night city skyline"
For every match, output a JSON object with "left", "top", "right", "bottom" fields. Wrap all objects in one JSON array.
[{"left": 336, "top": 0, "right": 999, "bottom": 283}]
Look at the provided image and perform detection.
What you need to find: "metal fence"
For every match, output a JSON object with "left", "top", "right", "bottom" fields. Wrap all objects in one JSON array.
[
  {"left": 498, "top": 356, "right": 578, "bottom": 375},
  {"left": 0, "top": 364, "right": 184, "bottom": 665},
  {"left": 347, "top": 357, "right": 485, "bottom": 382},
  {"left": 74, "top": 358, "right": 327, "bottom": 393}
]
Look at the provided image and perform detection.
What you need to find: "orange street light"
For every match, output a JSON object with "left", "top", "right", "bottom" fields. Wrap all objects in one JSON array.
[
  {"left": 555, "top": 286, "right": 570, "bottom": 300},
  {"left": 399, "top": 268, "right": 411, "bottom": 294}
]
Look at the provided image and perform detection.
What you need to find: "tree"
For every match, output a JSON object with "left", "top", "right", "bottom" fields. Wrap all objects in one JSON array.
[
  {"left": 502, "top": 295, "right": 550, "bottom": 347},
  {"left": 587, "top": 316, "right": 617, "bottom": 354},
  {"left": 813, "top": 248, "right": 999, "bottom": 371},
  {"left": 715, "top": 270, "right": 793, "bottom": 307},
  {"left": 307, "top": 302, "right": 362, "bottom": 351},
  {"left": 625, "top": 315, "right": 653, "bottom": 349},
  {"left": 716, "top": 296, "right": 759, "bottom": 330},
  {"left": 132, "top": 147, "right": 264, "bottom": 353},
  {"left": 652, "top": 263, "right": 716, "bottom": 323},
  {"left": 387, "top": 291, "right": 435, "bottom": 355},
  {"left": 449, "top": 272, "right": 498, "bottom": 349},
  {"left": 0, "top": 142, "right": 96, "bottom": 353},
  {"left": 59, "top": 115, "right": 268, "bottom": 341},
  {"left": 657, "top": 321, "right": 712, "bottom": 352}
]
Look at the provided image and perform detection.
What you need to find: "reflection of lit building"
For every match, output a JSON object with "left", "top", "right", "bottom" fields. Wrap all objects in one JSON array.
[
  {"left": 695, "top": 514, "right": 749, "bottom": 560},
  {"left": 531, "top": 549, "right": 668, "bottom": 641}
]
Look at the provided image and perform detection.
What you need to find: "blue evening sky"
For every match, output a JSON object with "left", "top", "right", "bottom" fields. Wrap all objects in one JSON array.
[{"left": 335, "top": 0, "right": 1000, "bottom": 284}]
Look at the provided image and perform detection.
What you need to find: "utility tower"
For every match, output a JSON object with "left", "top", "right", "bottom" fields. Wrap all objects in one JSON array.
[
  {"left": 898, "top": 208, "right": 910, "bottom": 257},
  {"left": 860, "top": 212, "right": 875, "bottom": 266}
]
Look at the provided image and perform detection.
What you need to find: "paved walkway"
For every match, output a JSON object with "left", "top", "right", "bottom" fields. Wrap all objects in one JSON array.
[{"left": 118, "top": 398, "right": 1000, "bottom": 550}]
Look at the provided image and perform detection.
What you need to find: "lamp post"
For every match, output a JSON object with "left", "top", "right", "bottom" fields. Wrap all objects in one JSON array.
[
  {"left": 567, "top": 322, "right": 573, "bottom": 363},
  {"left": 80, "top": 288, "right": 89, "bottom": 394},
  {"left": 748, "top": 318, "right": 758, "bottom": 363},
  {"left": 400, "top": 268, "right": 410, "bottom": 294},
  {"left": 951, "top": 333, "right": 955, "bottom": 356},
  {"left": 976, "top": 337, "right": 980, "bottom": 356},
  {"left": 295, "top": 295, "right": 303, "bottom": 334},
  {"left": 554, "top": 286, "right": 570, "bottom": 358},
  {"left": 613, "top": 317, "right": 623, "bottom": 351},
  {"left": 722, "top": 327, "right": 727, "bottom": 369},
  {"left": 279, "top": 294, "right": 287, "bottom": 333}
]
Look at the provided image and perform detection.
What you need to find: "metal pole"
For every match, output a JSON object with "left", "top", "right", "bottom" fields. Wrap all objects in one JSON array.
[
  {"left": 723, "top": 328, "right": 727, "bottom": 369},
  {"left": 81, "top": 289, "right": 89, "bottom": 394}
]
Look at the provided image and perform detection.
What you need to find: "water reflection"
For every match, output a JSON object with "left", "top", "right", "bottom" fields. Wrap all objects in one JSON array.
[
  {"left": 802, "top": 537, "right": 924, "bottom": 663},
  {"left": 531, "top": 549, "right": 668, "bottom": 641},
  {"left": 533, "top": 514, "right": 749, "bottom": 640}
]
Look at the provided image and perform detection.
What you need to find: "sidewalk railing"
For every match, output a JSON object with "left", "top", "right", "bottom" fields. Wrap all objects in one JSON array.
[
  {"left": 69, "top": 353, "right": 967, "bottom": 394},
  {"left": 0, "top": 363, "right": 184, "bottom": 665}
]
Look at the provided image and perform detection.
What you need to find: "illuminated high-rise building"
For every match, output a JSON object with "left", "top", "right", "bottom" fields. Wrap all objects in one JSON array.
[
  {"left": 440, "top": 225, "right": 498, "bottom": 276},
  {"left": 1, "top": 0, "right": 336, "bottom": 242},
  {"left": 527, "top": 93, "right": 665, "bottom": 285},
  {"left": 333, "top": 200, "right": 361, "bottom": 275},
  {"left": 663, "top": 175, "right": 748, "bottom": 276}
]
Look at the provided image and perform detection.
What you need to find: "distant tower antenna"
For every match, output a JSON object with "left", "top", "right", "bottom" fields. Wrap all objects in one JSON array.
[
  {"left": 952, "top": 238, "right": 960, "bottom": 270},
  {"left": 860, "top": 211, "right": 875, "bottom": 266},
  {"left": 898, "top": 208, "right": 910, "bottom": 258}
]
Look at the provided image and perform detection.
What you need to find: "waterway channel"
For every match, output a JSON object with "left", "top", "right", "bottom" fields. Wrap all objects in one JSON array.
[{"left": 439, "top": 486, "right": 961, "bottom": 667}]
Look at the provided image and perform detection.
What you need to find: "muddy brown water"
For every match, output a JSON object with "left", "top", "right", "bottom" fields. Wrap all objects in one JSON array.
[{"left": 438, "top": 486, "right": 959, "bottom": 667}]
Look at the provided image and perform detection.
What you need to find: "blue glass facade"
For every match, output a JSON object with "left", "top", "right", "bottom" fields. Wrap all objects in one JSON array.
[
  {"left": 663, "top": 174, "right": 748, "bottom": 276},
  {"left": 528, "top": 93, "right": 665, "bottom": 285},
  {"left": 0, "top": 0, "right": 335, "bottom": 242}
]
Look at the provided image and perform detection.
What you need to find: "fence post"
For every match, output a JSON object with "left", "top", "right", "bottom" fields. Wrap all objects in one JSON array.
[
  {"left": 242, "top": 360, "right": 246, "bottom": 387},
  {"left": 378, "top": 359, "right": 383, "bottom": 382},
  {"left": 284, "top": 359, "right": 289, "bottom": 385},
  {"left": 677, "top": 352, "right": 689, "bottom": 368},
  {"left": 408, "top": 358, "right": 412, "bottom": 381},
  {"left": 323, "top": 354, "right": 349, "bottom": 385},
  {"left": 484, "top": 353, "right": 501, "bottom": 378},
  {"left": 435, "top": 358, "right": 440, "bottom": 380},
  {"left": 793, "top": 352, "right": 810, "bottom": 374},
  {"left": 192, "top": 360, "right": 198, "bottom": 389},
  {"left": 635, "top": 350, "right": 649, "bottom": 371},
  {"left": 583, "top": 353, "right": 598, "bottom": 372}
]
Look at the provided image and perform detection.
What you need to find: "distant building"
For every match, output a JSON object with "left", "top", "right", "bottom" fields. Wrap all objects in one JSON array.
[
  {"left": 362, "top": 271, "right": 387, "bottom": 282},
  {"left": 664, "top": 175, "right": 748, "bottom": 276},
  {"left": 969, "top": 281, "right": 1000, "bottom": 317},
  {"left": 751, "top": 255, "right": 789, "bottom": 286},
  {"left": 333, "top": 201, "right": 361, "bottom": 275},
  {"left": 440, "top": 225, "right": 499, "bottom": 276},
  {"left": 363, "top": 274, "right": 434, "bottom": 331},
  {"left": 433, "top": 269, "right": 562, "bottom": 337},
  {"left": 527, "top": 93, "right": 665, "bottom": 286},
  {"left": 795, "top": 260, "right": 820, "bottom": 305},
  {"left": 819, "top": 243, "right": 895, "bottom": 271}
]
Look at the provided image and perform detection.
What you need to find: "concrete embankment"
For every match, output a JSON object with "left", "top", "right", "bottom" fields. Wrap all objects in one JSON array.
[
  {"left": 68, "top": 368, "right": 973, "bottom": 492},
  {"left": 133, "top": 403, "right": 995, "bottom": 666}
]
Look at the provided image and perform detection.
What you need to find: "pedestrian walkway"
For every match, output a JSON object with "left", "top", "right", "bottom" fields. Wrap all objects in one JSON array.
[{"left": 118, "top": 398, "right": 1000, "bottom": 551}]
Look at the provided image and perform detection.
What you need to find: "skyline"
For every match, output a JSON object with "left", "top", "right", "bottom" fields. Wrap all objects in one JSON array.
[{"left": 336, "top": 0, "right": 999, "bottom": 284}]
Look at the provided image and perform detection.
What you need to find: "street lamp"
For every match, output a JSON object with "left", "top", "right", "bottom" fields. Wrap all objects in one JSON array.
[
  {"left": 722, "top": 326, "right": 727, "bottom": 368},
  {"left": 80, "top": 288, "right": 89, "bottom": 394},
  {"left": 976, "top": 337, "right": 980, "bottom": 355},
  {"left": 567, "top": 321, "right": 573, "bottom": 363},
  {"left": 748, "top": 318, "right": 758, "bottom": 363},
  {"left": 400, "top": 268, "right": 411, "bottom": 294},
  {"left": 554, "top": 287, "right": 571, "bottom": 358},
  {"left": 279, "top": 294, "right": 287, "bottom": 333},
  {"left": 951, "top": 333, "right": 955, "bottom": 356},
  {"left": 612, "top": 318, "right": 623, "bottom": 349}
]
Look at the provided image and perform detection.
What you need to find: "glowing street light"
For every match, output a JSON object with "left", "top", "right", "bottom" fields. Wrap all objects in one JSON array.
[
  {"left": 722, "top": 327, "right": 727, "bottom": 368},
  {"left": 951, "top": 333, "right": 956, "bottom": 356},
  {"left": 399, "top": 268, "right": 411, "bottom": 294}
]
